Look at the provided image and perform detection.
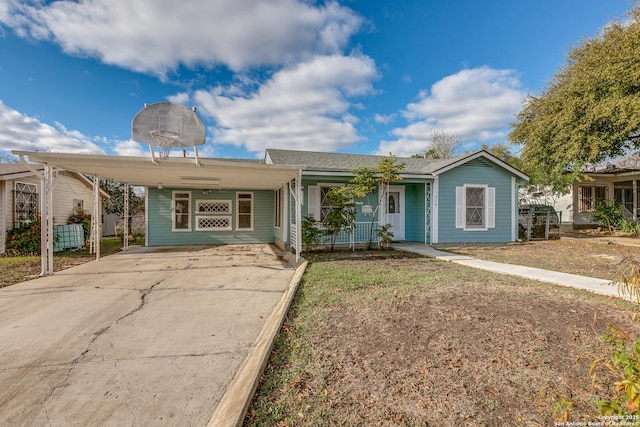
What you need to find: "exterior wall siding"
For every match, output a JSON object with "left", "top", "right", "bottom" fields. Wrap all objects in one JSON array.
[
  {"left": 52, "top": 171, "right": 95, "bottom": 226},
  {"left": 437, "top": 158, "right": 514, "bottom": 243},
  {"left": 1, "top": 171, "right": 96, "bottom": 253},
  {"left": 403, "top": 182, "right": 427, "bottom": 242},
  {"left": 301, "top": 176, "right": 432, "bottom": 243},
  {"left": 147, "top": 187, "right": 276, "bottom": 246}
]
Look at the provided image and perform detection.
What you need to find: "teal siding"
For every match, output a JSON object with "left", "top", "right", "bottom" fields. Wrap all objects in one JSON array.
[
  {"left": 147, "top": 188, "right": 275, "bottom": 246},
  {"left": 301, "top": 176, "right": 432, "bottom": 243},
  {"left": 404, "top": 183, "right": 426, "bottom": 242},
  {"left": 437, "top": 158, "right": 514, "bottom": 243}
]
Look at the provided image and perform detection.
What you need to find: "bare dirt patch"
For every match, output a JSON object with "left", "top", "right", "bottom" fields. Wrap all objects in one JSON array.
[
  {"left": 246, "top": 252, "right": 640, "bottom": 426},
  {"left": 439, "top": 238, "right": 640, "bottom": 280}
]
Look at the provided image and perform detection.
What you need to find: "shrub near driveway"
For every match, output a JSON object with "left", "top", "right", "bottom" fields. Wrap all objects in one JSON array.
[{"left": 245, "top": 251, "right": 640, "bottom": 426}]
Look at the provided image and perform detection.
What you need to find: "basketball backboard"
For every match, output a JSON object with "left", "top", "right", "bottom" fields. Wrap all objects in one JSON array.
[{"left": 132, "top": 102, "right": 205, "bottom": 158}]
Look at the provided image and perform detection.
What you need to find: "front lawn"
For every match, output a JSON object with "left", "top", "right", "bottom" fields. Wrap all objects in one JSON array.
[
  {"left": 439, "top": 239, "right": 640, "bottom": 281},
  {"left": 245, "top": 250, "right": 640, "bottom": 426}
]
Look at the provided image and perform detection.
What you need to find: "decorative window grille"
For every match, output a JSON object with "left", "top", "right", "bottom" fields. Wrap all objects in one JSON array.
[
  {"left": 466, "top": 187, "right": 485, "bottom": 228},
  {"left": 14, "top": 182, "right": 38, "bottom": 227},
  {"left": 196, "top": 200, "right": 231, "bottom": 214},
  {"left": 196, "top": 215, "right": 232, "bottom": 231}
]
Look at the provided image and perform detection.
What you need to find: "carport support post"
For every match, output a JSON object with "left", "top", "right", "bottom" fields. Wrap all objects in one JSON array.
[
  {"left": 90, "top": 176, "right": 101, "bottom": 260},
  {"left": 295, "top": 170, "right": 302, "bottom": 262},
  {"left": 123, "top": 184, "right": 129, "bottom": 252},
  {"left": 40, "top": 165, "right": 54, "bottom": 276}
]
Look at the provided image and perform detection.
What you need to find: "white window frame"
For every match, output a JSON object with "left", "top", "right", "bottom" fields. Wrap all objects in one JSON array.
[
  {"left": 14, "top": 181, "right": 38, "bottom": 227},
  {"left": 308, "top": 183, "right": 344, "bottom": 221},
  {"left": 196, "top": 199, "right": 231, "bottom": 214},
  {"left": 195, "top": 215, "right": 233, "bottom": 231},
  {"left": 236, "top": 192, "right": 254, "bottom": 231},
  {"left": 456, "top": 184, "right": 495, "bottom": 231},
  {"left": 172, "top": 191, "right": 192, "bottom": 232},
  {"left": 578, "top": 185, "right": 607, "bottom": 213},
  {"left": 275, "top": 188, "right": 282, "bottom": 229}
]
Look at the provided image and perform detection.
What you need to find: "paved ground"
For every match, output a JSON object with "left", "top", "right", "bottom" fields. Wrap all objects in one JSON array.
[
  {"left": 0, "top": 244, "right": 298, "bottom": 427},
  {"left": 395, "top": 242, "right": 623, "bottom": 300}
]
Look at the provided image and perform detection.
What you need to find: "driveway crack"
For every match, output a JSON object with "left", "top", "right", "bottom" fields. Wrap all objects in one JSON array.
[{"left": 40, "top": 277, "right": 168, "bottom": 418}]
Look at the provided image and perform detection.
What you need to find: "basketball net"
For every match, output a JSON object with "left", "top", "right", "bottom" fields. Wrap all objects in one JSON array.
[{"left": 150, "top": 130, "right": 179, "bottom": 159}]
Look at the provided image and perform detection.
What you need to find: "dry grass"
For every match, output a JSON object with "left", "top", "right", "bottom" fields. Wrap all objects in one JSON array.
[
  {"left": 245, "top": 245, "right": 640, "bottom": 426},
  {"left": 0, "top": 238, "right": 125, "bottom": 288},
  {"left": 439, "top": 238, "right": 640, "bottom": 280}
]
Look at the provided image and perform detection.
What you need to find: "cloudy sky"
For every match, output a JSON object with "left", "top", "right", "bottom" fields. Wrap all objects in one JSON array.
[{"left": 0, "top": 0, "right": 632, "bottom": 159}]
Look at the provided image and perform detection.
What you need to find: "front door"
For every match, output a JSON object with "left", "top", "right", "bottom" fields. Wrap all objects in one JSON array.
[{"left": 385, "top": 186, "right": 405, "bottom": 240}]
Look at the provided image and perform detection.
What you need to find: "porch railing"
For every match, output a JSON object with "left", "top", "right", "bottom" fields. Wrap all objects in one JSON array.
[{"left": 316, "top": 221, "right": 380, "bottom": 249}]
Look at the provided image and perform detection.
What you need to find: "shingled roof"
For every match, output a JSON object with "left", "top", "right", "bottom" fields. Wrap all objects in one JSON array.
[{"left": 264, "top": 149, "right": 458, "bottom": 175}]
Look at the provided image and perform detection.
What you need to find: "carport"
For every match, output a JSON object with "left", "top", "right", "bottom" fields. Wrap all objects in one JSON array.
[
  {"left": 0, "top": 243, "right": 302, "bottom": 425},
  {"left": 12, "top": 150, "right": 304, "bottom": 275}
]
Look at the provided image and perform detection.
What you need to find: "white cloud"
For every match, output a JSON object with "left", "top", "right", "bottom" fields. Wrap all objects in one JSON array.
[
  {"left": 377, "top": 66, "right": 525, "bottom": 157},
  {"left": 0, "top": 100, "right": 105, "bottom": 154},
  {"left": 1, "top": 0, "right": 362, "bottom": 76},
  {"left": 374, "top": 113, "right": 396, "bottom": 124},
  {"left": 112, "top": 140, "right": 150, "bottom": 157},
  {"left": 191, "top": 54, "right": 379, "bottom": 155}
]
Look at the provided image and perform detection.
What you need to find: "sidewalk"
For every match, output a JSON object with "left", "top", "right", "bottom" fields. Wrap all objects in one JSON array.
[{"left": 394, "top": 242, "right": 625, "bottom": 300}]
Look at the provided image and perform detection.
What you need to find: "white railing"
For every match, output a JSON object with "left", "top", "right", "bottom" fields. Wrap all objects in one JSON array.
[{"left": 317, "top": 222, "right": 379, "bottom": 248}]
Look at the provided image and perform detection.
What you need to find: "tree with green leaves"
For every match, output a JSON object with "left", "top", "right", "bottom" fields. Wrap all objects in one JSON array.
[
  {"left": 346, "top": 156, "right": 405, "bottom": 249},
  {"left": 321, "top": 187, "right": 356, "bottom": 251},
  {"left": 100, "top": 180, "right": 145, "bottom": 235},
  {"left": 510, "top": 3, "right": 640, "bottom": 182}
]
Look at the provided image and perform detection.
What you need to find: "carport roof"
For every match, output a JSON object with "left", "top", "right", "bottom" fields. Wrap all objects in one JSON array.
[{"left": 12, "top": 151, "right": 300, "bottom": 190}]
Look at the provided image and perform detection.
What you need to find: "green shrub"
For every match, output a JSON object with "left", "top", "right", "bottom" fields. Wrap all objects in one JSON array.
[
  {"left": 591, "top": 200, "right": 624, "bottom": 232},
  {"left": 68, "top": 211, "right": 91, "bottom": 241},
  {"left": 301, "top": 216, "right": 322, "bottom": 252},
  {"left": 619, "top": 219, "right": 640, "bottom": 235},
  {"left": 376, "top": 223, "right": 394, "bottom": 249},
  {"left": 5, "top": 219, "right": 41, "bottom": 256},
  {"left": 591, "top": 324, "right": 640, "bottom": 415}
]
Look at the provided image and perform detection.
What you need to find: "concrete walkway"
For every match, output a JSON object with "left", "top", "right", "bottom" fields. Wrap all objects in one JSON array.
[{"left": 394, "top": 242, "right": 625, "bottom": 300}]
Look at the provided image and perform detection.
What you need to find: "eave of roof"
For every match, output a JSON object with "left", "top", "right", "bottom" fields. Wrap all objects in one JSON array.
[{"left": 12, "top": 151, "right": 300, "bottom": 190}]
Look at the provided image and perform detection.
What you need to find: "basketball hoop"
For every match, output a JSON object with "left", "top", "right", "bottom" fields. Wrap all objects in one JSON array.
[
  {"left": 132, "top": 103, "right": 205, "bottom": 164},
  {"left": 150, "top": 130, "right": 179, "bottom": 159}
]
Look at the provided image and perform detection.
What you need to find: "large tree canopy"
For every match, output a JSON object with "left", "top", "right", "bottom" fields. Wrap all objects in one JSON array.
[{"left": 509, "top": 3, "right": 640, "bottom": 177}]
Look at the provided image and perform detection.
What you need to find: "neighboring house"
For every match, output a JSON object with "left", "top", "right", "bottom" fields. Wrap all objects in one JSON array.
[
  {"left": 0, "top": 164, "right": 107, "bottom": 254},
  {"left": 14, "top": 149, "right": 528, "bottom": 252},
  {"left": 567, "top": 157, "right": 640, "bottom": 227}
]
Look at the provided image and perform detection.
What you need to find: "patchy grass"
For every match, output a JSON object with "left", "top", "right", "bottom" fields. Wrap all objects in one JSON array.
[
  {"left": 439, "top": 239, "right": 640, "bottom": 280},
  {"left": 0, "top": 238, "right": 126, "bottom": 288},
  {"left": 245, "top": 249, "right": 640, "bottom": 426}
]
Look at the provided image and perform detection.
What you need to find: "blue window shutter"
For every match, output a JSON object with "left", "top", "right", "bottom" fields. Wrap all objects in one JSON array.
[
  {"left": 455, "top": 186, "right": 465, "bottom": 228},
  {"left": 487, "top": 187, "right": 496, "bottom": 229},
  {"left": 308, "top": 186, "right": 318, "bottom": 219}
]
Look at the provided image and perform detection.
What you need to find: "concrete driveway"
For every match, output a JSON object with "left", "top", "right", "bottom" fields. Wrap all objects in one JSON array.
[{"left": 0, "top": 244, "right": 299, "bottom": 426}]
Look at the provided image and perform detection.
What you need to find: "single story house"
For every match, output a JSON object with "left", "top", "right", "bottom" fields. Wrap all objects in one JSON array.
[
  {"left": 554, "top": 156, "right": 640, "bottom": 228},
  {"left": 13, "top": 149, "right": 528, "bottom": 259},
  {"left": 0, "top": 163, "right": 109, "bottom": 254}
]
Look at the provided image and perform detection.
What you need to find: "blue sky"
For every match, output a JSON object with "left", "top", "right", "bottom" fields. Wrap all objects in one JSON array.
[{"left": 0, "top": 0, "right": 633, "bottom": 160}]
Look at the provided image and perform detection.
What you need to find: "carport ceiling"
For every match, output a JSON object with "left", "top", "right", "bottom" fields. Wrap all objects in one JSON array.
[{"left": 13, "top": 151, "right": 300, "bottom": 190}]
